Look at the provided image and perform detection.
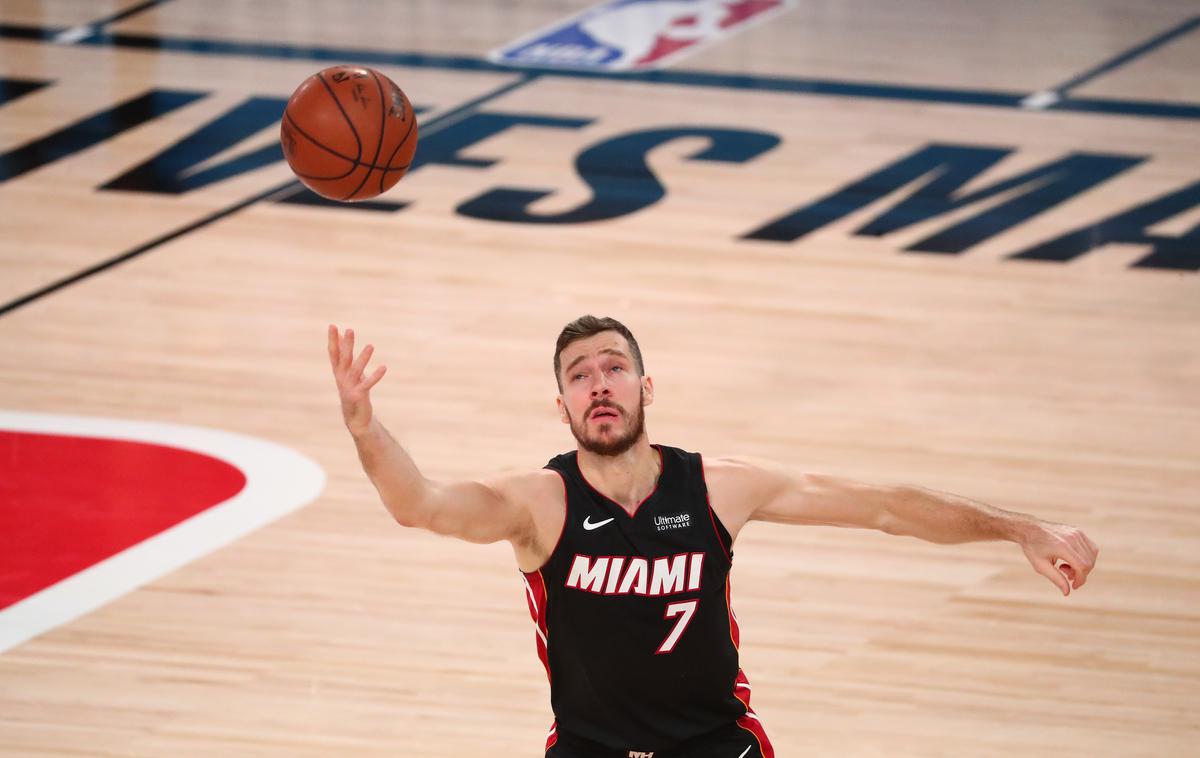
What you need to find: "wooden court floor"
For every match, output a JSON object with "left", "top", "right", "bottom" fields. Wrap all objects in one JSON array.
[{"left": 1, "top": 1, "right": 1198, "bottom": 755}]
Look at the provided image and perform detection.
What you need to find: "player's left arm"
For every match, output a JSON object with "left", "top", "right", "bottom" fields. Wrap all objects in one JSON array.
[{"left": 704, "top": 457, "right": 1099, "bottom": 596}]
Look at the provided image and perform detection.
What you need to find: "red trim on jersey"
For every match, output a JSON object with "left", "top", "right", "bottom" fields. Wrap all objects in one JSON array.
[
  {"left": 736, "top": 711, "right": 774, "bottom": 758},
  {"left": 725, "top": 570, "right": 772, "bottom": 756},
  {"left": 725, "top": 575, "right": 741, "bottom": 649},
  {"left": 544, "top": 720, "right": 558, "bottom": 752},
  {"left": 521, "top": 569, "right": 552, "bottom": 684},
  {"left": 699, "top": 454, "right": 733, "bottom": 560},
  {"left": 575, "top": 444, "right": 664, "bottom": 518},
  {"left": 732, "top": 669, "right": 774, "bottom": 757}
]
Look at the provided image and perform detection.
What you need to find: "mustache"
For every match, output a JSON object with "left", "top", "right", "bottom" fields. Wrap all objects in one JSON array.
[{"left": 586, "top": 400, "right": 623, "bottom": 417}]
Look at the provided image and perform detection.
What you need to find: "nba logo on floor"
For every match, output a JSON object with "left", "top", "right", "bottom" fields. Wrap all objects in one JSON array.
[{"left": 489, "top": 0, "right": 794, "bottom": 71}]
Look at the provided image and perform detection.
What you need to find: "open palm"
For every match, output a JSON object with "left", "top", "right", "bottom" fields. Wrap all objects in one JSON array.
[{"left": 328, "top": 325, "right": 387, "bottom": 436}]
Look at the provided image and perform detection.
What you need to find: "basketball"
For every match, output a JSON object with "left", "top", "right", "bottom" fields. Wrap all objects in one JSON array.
[{"left": 280, "top": 65, "right": 418, "bottom": 201}]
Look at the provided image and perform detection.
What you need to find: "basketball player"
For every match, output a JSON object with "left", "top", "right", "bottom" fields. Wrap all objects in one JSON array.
[{"left": 327, "top": 316, "right": 1099, "bottom": 758}]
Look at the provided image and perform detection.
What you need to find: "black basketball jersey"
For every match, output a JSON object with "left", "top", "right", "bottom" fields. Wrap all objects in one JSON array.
[{"left": 520, "top": 445, "right": 771, "bottom": 754}]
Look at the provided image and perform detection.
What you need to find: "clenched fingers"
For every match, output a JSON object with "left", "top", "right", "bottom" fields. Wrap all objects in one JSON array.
[
  {"left": 1066, "top": 532, "right": 1098, "bottom": 588},
  {"left": 1032, "top": 556, "right": 1071, "bottom": 596}
]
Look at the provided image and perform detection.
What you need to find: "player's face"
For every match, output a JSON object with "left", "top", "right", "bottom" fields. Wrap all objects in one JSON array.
[{"left": 557, "top": 332, "right": 653, "bottom": 457}]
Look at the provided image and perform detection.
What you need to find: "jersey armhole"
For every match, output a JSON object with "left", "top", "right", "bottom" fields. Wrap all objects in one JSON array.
[
  {"left": 699, "top": 454, "right": 735, "bottom": 562},
  {"left": 523, "top": 466, "right": 569, "bottom": 576}
]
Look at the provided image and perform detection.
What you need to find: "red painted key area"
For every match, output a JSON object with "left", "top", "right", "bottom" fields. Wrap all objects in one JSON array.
[{"left": 0, "top": 430, "right": 246, "bottom": 610}]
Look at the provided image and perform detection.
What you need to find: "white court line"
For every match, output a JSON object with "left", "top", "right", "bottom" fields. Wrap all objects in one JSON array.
[
  {"left": 53, "top": 25, "right": 95, "bottom": 44},
  {"left": 0, "top": 410, "right": 326, "bottom": 654},
  {"left": 1021, "top": 90, "right": 1062, "bottom": 110}
]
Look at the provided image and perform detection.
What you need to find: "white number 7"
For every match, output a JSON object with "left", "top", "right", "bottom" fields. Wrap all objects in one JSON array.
[{"left": 657, "top": 599, "right": 699, "bottom": 654}]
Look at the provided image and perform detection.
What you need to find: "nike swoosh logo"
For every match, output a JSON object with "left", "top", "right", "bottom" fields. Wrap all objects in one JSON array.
[
  {"left": 736, "top": 746, "right": 753, "bottom": 758},
  {"left": 582, "top": 516, "right": 615, "bottom": 531}
]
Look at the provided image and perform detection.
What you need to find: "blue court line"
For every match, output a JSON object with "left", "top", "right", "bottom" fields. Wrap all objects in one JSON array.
[
  {"left": 1052, "top": 96, "right": 1200, "bottom": 120},
  {"left": 0, "top": 71, "right": 541, "bottom": 318},
  {"left": 1048, "top": 15, "right": 1200, "bottom": 96},
  {"left": 87, "top": 0, "right": 174, "bottom": 29},
  {"left": 45, "top": 0, "right": 174, "bottom": 45},
  {"left": 414, "top": 71, "right": 542, "bottom": 134},
  {"left": 0, "top": 179, "right": 298, "bottom": 318},
  {"left": 1, "top": 23, "right": 1198, "bottom": 121}
]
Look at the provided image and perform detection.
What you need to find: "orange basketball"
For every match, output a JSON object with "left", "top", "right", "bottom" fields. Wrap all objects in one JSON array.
[{"left": 280, "top": 65, "right": 418, "bottom": 201}]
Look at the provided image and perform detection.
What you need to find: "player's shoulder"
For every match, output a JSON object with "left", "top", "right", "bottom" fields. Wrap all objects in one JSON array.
[
  {"left": 482, "top": 467, "right": 566, "bottom": 508},
  {"left": 701, "top": 455, "right": 791, "bottom": 496},
  {"left": 701, "top": 454, "right": 773, "bottom": 478},
  {"left": 696, "top": 455, "right": 788, "bottom": 540}
]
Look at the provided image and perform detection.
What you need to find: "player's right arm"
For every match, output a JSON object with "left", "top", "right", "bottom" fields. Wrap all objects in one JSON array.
[{"left": 328, "top": 325, "right": 542, "bottom": 548}]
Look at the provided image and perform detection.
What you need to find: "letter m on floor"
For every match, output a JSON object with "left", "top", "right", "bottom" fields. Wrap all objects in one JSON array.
[{"left": 743, "top": 143, "right": 1142, "bottom": 254}]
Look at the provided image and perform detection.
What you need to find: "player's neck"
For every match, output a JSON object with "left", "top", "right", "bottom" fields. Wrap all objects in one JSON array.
[{"left": 577, "top": 439, "right": 660, "bottom": 514}]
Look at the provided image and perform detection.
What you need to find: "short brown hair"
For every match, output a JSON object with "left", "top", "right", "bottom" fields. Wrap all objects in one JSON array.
[{"left": 554, "top": 315, "right": 644, "bottom": 391}]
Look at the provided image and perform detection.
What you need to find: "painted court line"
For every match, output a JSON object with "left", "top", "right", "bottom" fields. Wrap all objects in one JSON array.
[
  {"left": 0, "top": 410, "right": 326, "bottom": 654},
  {"left": 1023, "top": 15, "right": 1200, "bottom": 109},
  {"left": 0, "top": 24, "right": 1197, "bottom": 120},
  {"left": 53, "top": 0, "right": 175, "bottom": 45},
  {"left": 0, "top": 73, "right": 539, "bottom": 319}
]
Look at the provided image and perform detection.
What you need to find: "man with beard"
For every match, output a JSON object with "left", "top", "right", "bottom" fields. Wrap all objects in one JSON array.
[{"left": 327, "top": 315, "right": 1098, "bottom": 758}]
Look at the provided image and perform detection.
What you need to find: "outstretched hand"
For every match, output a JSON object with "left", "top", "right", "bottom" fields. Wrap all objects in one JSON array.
[
  {"left": 1019, "top": 519, "right": 1099, "bottom": 596},
  {"left": 328, "top": 325, "right": 387, "bottom": 437}
]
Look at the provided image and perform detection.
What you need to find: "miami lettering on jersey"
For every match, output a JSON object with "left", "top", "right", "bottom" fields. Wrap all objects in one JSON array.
[{"left": 565, "top": 552, "right": 705, "bottom": 596}]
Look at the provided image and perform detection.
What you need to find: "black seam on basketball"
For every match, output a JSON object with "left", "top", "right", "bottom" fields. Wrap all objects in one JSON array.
[
  {"left": 378, "top": 101, "right": 417, "bottom": 193},
  {"left": 284, "top": 110, "right": 401, "bottom": 171},
  {"left": 343, "top": 69, "right": 389, "bottom": 201},
  {"left": 290, "top": 167, "right": 356, "bottom": 181},
  {"left": 366, "top": 70, "right": 388, "bottom": 189},
  {"left": 317, "top": 70, "right": 363, "bottom": 164},
  {"left": 284, "top": 110, "right": 360, "bottom": 171},
  {"left": 379, "top": 160, "right": 413, "bottom": 174}
]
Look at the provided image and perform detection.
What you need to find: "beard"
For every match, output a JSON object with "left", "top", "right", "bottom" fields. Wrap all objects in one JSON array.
[{"left": 567, "top": 391, "right": 646, "bottom": 457}]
